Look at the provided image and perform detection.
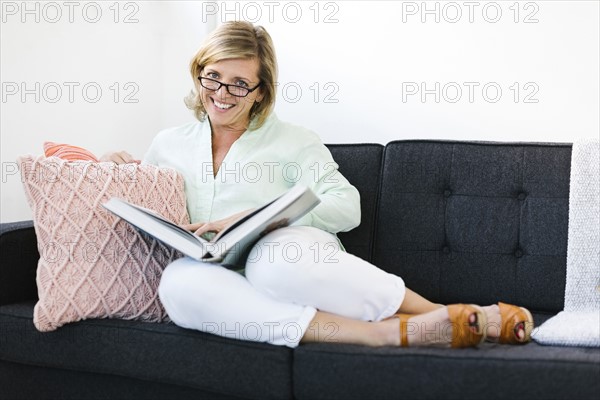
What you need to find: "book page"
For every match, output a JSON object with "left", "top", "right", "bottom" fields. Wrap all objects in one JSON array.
[
  {"left": 210, "top": 200, "right": 274, "bottom": 243},
  {"left": 122, "top": 202, "right": 206, "bottom": 244}
]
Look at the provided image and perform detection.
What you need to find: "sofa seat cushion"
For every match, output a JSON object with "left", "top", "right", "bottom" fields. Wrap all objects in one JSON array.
[
  {"left": 0, "top": 302, "right": 293, "bottom": 400},
  {"left": 293, "top": 313, "right": 600, "bottom": 400}
]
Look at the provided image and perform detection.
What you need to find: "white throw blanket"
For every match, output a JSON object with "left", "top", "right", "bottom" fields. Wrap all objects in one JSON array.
[{"left": 533, "top": 140, "right": 600, "bottom": 347}]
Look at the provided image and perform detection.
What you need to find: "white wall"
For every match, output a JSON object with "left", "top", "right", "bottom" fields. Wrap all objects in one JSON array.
[
  {"left": 1, "top": 1, "right": 209, "bottom": 222},
  {"left": 1, "top": 0, "right": 599, "bottom": 222},
  {"left": 256, "top": 0, "right": 600, "bottom": 144}
]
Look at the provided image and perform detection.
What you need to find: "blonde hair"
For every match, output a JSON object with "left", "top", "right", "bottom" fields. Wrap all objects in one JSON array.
[{"left": 184, "top": 21, "right": 278, "bottom": 130}]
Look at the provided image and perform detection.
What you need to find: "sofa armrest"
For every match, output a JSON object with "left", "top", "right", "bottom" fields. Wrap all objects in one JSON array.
[{"left": 0, "top": 221, "right": 39, "bottom": 305}]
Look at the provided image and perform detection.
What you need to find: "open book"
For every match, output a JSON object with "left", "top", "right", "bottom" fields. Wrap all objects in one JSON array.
[{"left": 102, "top": 184, "right": 320, "bottom": 268}]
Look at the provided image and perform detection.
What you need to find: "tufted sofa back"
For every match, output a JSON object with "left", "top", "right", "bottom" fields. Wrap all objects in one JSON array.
[
  {"left": 329, "top": 141, "right": 572, "bottom": 313},
  {"left": 326, "top": 144, "right": 384, "bottom": 262}
]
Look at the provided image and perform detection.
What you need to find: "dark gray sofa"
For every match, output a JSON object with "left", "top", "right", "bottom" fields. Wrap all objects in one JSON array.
[{"left": 1, "top": 140, "right": 599, "bottom": 400}]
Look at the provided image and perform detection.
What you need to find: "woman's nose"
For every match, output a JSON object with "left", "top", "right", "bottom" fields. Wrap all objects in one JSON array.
[{"left": 215, "top": 85, "right": 229, "bottom": 98}]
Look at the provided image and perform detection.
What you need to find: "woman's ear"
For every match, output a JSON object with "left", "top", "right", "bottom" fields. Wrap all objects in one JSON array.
[{"left": 255, "top": 88, "right": 265, "bottom": 103}]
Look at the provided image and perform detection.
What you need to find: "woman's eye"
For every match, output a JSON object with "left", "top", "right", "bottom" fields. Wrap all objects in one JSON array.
[
  {"left": 236, "top": 81, "right": 249, "bottom": 88},
  {"left": 207, "top": 72, "right": 219, "bottom": 79}
]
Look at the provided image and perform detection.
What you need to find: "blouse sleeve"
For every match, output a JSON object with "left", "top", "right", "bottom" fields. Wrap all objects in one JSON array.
[
  {"left": 291, "top": 136, "right": 361, "bottom": 234},
  {"left": 141, "top": 136, "right": 158, "bottom": 166}
]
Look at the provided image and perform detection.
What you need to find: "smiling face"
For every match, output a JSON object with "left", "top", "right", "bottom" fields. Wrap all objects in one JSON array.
[{"left": 199, "top": 58, "right": 264, "bottom": 134}]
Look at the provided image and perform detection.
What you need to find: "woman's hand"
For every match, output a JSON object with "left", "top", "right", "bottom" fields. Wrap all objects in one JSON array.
[
  {"left": 99, "top": 151, "right": 141, "bottom": 164},
  {"left": 182, "top": 208, "right": 256, "bottom": 238}
]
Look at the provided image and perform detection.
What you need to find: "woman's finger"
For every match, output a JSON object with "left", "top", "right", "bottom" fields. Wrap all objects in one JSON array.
[
  {"left": 118, "top": 151, "right": 135, "bottom": 163},
  {"left": 194, "top": 222, "right": 221, "bottom": 236},
  {"left": 100, "top": 152, "right": 118, "bottom": 163},
  {"left": 182, "top": 222, "right": 205, "bottom": 232},
  {"left": 113, "top": 154, "right": 128, "bottom": 164},
  {"left": 100, "top": 151, "right": 139, "bottom": 165}
]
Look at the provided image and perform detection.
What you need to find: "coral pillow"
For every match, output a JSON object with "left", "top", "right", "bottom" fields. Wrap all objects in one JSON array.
[
  {"left": 44, "top": 141, "right": 99, "bottom": 162},
  {"left": 18, "top": 155, "right": 190, "bottom": 332}
]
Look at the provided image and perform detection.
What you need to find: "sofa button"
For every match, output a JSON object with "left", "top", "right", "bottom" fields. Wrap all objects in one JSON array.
[
  {"left": 443, "top": 189, "right": 452, "bottom": 198},
  {"left": 514, "top": 249, "right": 523, "bottom": 258},
  {"left": 443, "top": 246, "right": 450, "bottom": 254},
  {"left": 517, "top": 192, "right": 527, "bottom": 201}
]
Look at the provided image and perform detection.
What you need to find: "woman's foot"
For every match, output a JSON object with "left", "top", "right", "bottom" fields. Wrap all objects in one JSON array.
[
  {"left": 482, "top": 303, "right": 534, "bottom": 344},
  {"left": 397, "top": 304, "right": 486, "bottom": 348}
]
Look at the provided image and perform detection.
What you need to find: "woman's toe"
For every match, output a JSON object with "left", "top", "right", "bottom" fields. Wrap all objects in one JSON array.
[{"left": 515, "top": 323, "right": 525, "bottom": 341}]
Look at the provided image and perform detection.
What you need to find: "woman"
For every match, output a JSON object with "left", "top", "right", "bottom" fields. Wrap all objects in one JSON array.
[{"left": 102, "top": 21, "right": 533, "bottom": 348}]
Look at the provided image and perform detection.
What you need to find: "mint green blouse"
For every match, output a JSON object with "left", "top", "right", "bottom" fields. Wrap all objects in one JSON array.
[{"left": 143, "top": 113, "right": 361, "bottom": 238}]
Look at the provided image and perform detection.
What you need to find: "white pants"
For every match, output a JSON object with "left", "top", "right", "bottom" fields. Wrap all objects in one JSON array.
[{"left": 158, "top": 226, "right": 406, "bottom": 348}]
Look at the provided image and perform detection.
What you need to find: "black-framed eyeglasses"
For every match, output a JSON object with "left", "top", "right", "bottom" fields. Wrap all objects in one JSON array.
[{"left": 198, "top": 76, "right": 261, "bottom": 98}]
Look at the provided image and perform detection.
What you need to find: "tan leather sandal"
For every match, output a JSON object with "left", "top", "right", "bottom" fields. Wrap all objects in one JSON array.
[
  {"left": 397, "top": 304, "right": 487, "bottom": 348},
  {"left": 398, "top": 314, "right": 410, "bottom": 347},
  {"left": 498, "top": 302, "right": 534, "bottom": 344},
  {"left": 447, "top": 304, "right": 487, "bottom": 348}
]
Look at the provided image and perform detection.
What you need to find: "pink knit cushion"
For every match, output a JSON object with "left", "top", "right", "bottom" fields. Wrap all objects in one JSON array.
[
  {"left": 18, "top": 155, "right": 190, "bottom": 332},
  {"left": 43, "top": 141, "right": 99, "bottom": 162}
]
